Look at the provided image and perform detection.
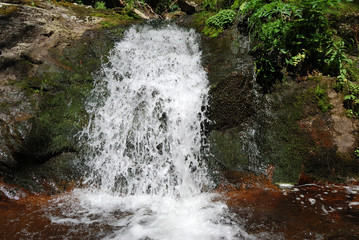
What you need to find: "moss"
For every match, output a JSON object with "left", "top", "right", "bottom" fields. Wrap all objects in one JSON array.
[
  {"left": 0, "top": 99, "right": 21, "bottom": 114},
  {"left": 209, "top": 130, "right": 250, "bottom": 170},
  {"left": 334, "top": 0, "right": 359, "bottom": 15},
  {"left": 261, "top": 82, "right": 313, "bottom": 183},
  {"left": 29, "top": 88, "right": 89, "bottom": 153},
  {"left": 203, "top": 26, "right": 223, "bottom": 37},
  {"left": 192, "top": 11, "right": 215, "bottom": 30},
  {"left": 304, "top": 147, "right": 359, "bottom": 182},
  {"left": 53, "top": 0, "right": 95, "bottom": 20},
  {"left": 259, "top": 79, "right": 359, "bottom": 183},
  {"left": 347, "top": 58, "right": 359, "bottom": 82},
  {"left": 52, "top": 0, "right": 141, "bottom": 25},
  {"left": 311, "top": 83, "right": 333, "bottom": 113},
  {"left": 89, "top": 8, "right": 141, "bottom": 28},
  {"left": 17, "top": 27, "right": 125, "bottom": 163},
  {"left": 12, "top": 152, "right": 84, "bottom": 193},
  {"left": 201, "top": 24, "right": 258, "bottom": 174}
]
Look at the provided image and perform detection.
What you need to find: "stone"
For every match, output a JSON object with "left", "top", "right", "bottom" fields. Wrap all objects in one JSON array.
[
  {"left": 163, "top": 11, "right": 186, "bottom": 19},
  {"left": 0, "top": 148, "right": 17, "bottom": 169},
  {"left": 178, "top": 0, "right": 202, "bottom": 14},
  {"left": 0, "top": 0, "right": 122, "bottom": 191}
]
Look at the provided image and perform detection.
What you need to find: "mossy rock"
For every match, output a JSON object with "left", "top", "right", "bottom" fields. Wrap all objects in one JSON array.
[
  {"left": 11, "top": 152, "right": 85, "bottom": 193},
  {"left": 259, "top": 79, "right": 359, "bottom": 183},
  {"left": 258, "top": 82, "right": 313, "bottom": 183},
  {"left": 14, "top": 27, "right": 128, "bottom": 166},
  {"left": 209, "top": 130, "right": 250, "bottom": 171}
]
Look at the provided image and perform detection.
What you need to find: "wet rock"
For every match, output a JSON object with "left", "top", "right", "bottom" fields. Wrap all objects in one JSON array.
[
  {"left": 347, "top": 201, "right": 359, "bottom": 217},
  {"left": 219, "top": 170, "right": 279, "bottom": 191},
  {"left": 178, "top": 15, "right": 262, "bottom": 173},
  {"left": 298, "top": 172, "right": 315, "bottom": 185},
  {"left": 20, "top": 51, "right": 43, "bottom": 65},
  {"left": 0, "top": 0, "right": 128, "bottom": 192},
  {"left": 178, "top": 0, "right": 202, "bottom": 14},
  {"left": 299, "top": 116, "right": 335, "bottom": 150},
  {"left": 0, "top": 84, "right": 34, "bottom": 170},
  {"left": 209, "top": 71, "right": 255, "bottom": 130},
  {"left": 180, "top": 13, "right": 359, "bottom": 184},
  {"left": 0, "top": 180, "right": 27, "bottom": 201},
  {"left": 11, "top": 152, "right": 85, "bottom": 193},
  {"left": 327, "top": 86, "right": 359, "bottom": 154},
  {"left": 0, "top": 147, "right": 16, "bottom": 169},
  {"left": 163, "top": 11, "right": 186, "bottom": 19}
]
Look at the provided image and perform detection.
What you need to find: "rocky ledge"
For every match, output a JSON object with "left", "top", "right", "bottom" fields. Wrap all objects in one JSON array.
[{"left": 0, "top": 0, "right": 136, "bottom": 192}]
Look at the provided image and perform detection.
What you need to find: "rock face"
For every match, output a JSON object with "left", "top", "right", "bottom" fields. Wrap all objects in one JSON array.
[
  {"left": 177, "top": 15, "right": 262, "bottom": 173},
  {"left": 0, "top": 0, "right": 133, "bottom": 192},
  {"left": 0, "top": 1, "right": 98, "bottom": 169},
  {"left": 178, "top": 0, "right": 203, "bottom": 14},
  {"left": 179, "top": 14, "right": 359, "bottom": 183},
  {"left": 0, "top": 89, "right": 34, "bottom": 170},
  {"left": 1, "top": 1, "right": 358, "bottom": 193},
  {"left": 202, "top": 31, "right": 260, "bottom": 172}
]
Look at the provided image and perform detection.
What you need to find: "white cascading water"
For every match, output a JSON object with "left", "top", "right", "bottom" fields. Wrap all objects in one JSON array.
[{"left": 51, "top": 24, "right": 254, "bottom": 240}]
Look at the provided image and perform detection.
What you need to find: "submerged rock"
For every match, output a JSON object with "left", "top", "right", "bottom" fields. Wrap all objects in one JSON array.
[{"left": 215, "top": 174, "right": 359, "bottom": 239}]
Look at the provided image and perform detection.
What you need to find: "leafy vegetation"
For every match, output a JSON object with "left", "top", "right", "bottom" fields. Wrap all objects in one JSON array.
[
  {"left": 234, "top": 0, "right": 359, "bottom": 118},
  {"left": 34, "top": 78, "right": 49, "bottom": 95},
  {"left": 314, "top": 84, "right": 333, "bottom": 112},
  {"left": 204, "top": 9, "right": 236, "bottom": 36},
  {"left": 240, "top": 0, "right": 340, "bottom": 90},
  {"left": 206, "top": 9, "right": 236, "bottom": 29},
  {"left": 94, "top": 1, "right": 106, "bottom": 10},
  {"left": 355, "top": 148, "right": 359, "bottom": 158}
]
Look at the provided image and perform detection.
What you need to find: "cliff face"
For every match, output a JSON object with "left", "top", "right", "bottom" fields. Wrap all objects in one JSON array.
[
  {"left": 179, "top": 13, "right": 359, "bottom": 184},
  {"left": 0, "top": 0, "right": 135, "bottom": 191}
]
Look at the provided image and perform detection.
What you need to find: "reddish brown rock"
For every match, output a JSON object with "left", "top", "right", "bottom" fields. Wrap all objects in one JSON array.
[{"left": 299, "top": 116, "right": 335, "bottom": 150}]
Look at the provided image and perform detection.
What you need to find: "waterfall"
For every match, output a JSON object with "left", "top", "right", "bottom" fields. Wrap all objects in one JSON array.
[
  {"left": 50, "top": 24, "right": 254, "bottom": 240},
  {"left": 83, "top": 24, "right": 209, "bottom": 197}
]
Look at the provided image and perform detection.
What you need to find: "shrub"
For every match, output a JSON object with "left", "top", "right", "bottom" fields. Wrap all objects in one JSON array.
[
  {"left": 204, "top": 9, "right": 236, "bottom": 37},
  {"left": 206, "top": 9, "right": 236, "bottom": 28},
  {"left": 95, "top": 1, "right": 106, "bottom": 10},
  {"left": 241, "top": 0, "right": 340, "bottom": 91},
  {"left": 314, "top": 85, "right": 333, "bottom": 112}
]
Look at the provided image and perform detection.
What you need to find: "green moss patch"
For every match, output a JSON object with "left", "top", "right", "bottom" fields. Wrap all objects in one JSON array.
[
  {"left": 260, "top": 82, "right": 314, "bottom": 183},
  {"left": 16, "top": 27, "right": 127, "bottom": 163},
  {"left": 12, "top": 152, "right": 84, "bottom": 193},
  {"left": 209, "top": 130, "right": 250, "bottom": 170}
]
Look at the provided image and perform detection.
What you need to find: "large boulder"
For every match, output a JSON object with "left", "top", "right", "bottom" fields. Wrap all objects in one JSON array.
[
  {"left": 178, "top": 14, "right": 359, "bottom": 183},
  {"left": 0, "top": 0, "right": 134, "bottom": 192}
]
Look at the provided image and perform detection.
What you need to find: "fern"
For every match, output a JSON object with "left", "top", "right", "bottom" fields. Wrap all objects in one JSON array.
[{"left": 204, "top": 9, "right": 236, "bottom": 36}]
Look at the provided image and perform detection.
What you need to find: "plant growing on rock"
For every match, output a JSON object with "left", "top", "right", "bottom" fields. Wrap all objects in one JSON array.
[
  {"left": 203, "top": 0, "right": 218, "bottom": 10},
  {"left": 204, "top": 9, "right": 236, "bottom": 37},
  {"left": 240, "top": 0, "right": 340, "bottom": 91},
  {"left": 95, "top": 1, "right": 106, "bottom": 9},
  {"left": 355, "top": 148, "right": 359, "bottom": 158},
  {"left": 314, "top": 85, "right": 333, "bottom": 112}
]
